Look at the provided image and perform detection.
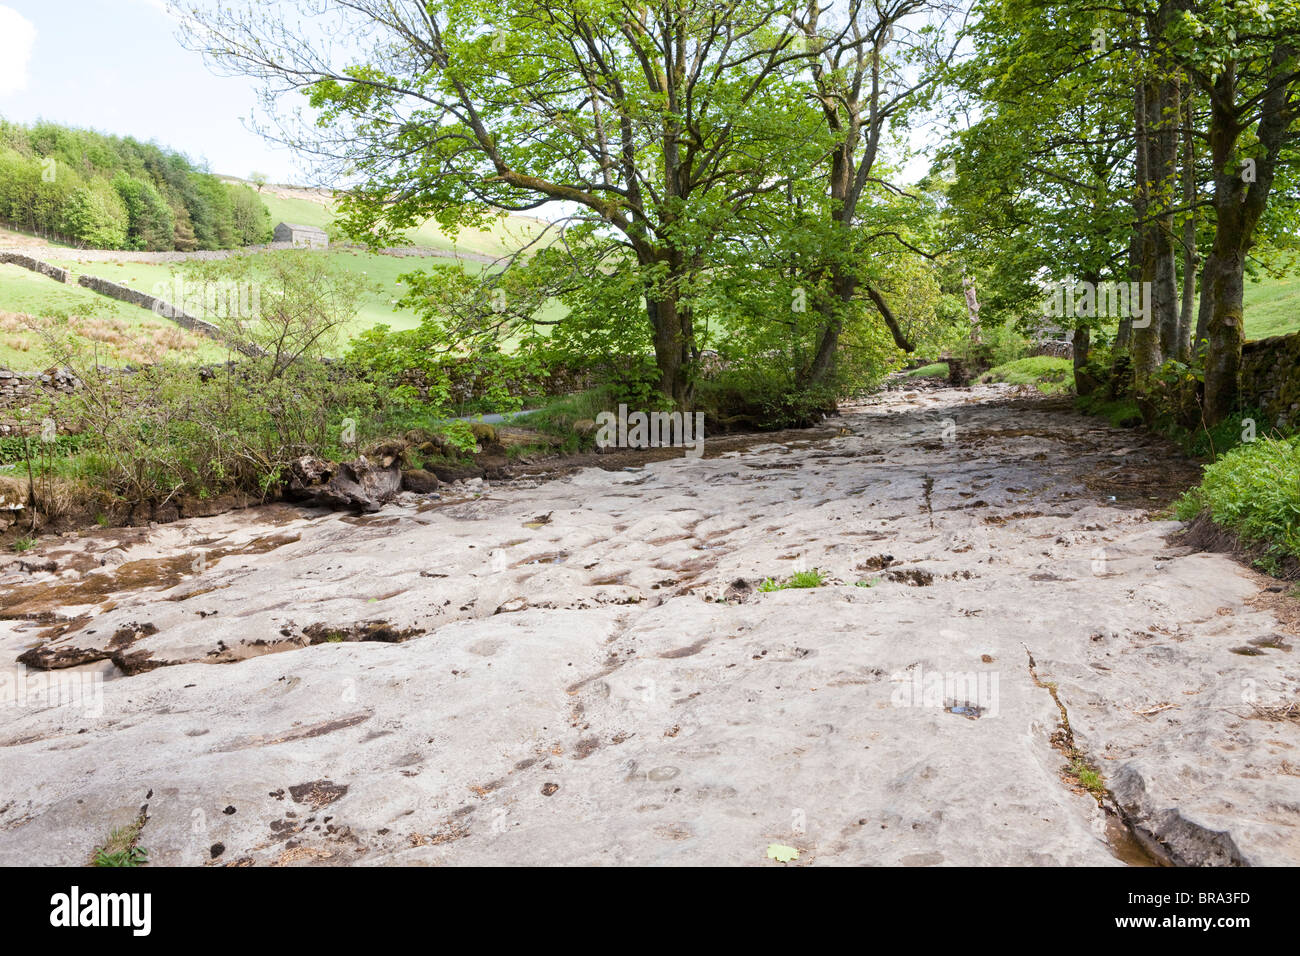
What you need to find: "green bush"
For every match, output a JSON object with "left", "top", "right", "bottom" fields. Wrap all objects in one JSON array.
[
  {"left": 1175, "top": 436, "right": 1300, "bottom": 574},
  {"left": 950, "top": 322, "right": 1032, "bottom": 369},
  {"left": 696, "top": 367, "right": 837, "bottom": 431},
  {"left": 0, "top": 433, "right": 87, "bottom": 464},
  {"left": 45, "top": 360, "right": 387, "bottom": 502}
]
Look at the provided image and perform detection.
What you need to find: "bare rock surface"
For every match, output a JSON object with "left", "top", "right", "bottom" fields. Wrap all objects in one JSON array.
[{"left": 1, "top": 385, "right": 1297, "bottom": 866}]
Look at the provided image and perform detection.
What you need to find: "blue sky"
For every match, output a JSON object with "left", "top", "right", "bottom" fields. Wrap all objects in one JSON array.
[
  {"left": 0, "top": 0, "right": 305, "bottom": 183},
  {"left": 0, "top": 1, "right": 938, "bottom": 191}
]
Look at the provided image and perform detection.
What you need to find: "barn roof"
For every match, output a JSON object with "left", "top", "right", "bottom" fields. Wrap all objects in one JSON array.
[{"left": 275, "top": 222, "right": 328, "bottom": 234}]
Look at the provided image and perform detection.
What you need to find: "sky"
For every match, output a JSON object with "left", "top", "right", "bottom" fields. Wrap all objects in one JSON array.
[
  {"left": 0, "top": 0, "right": 305, "bottom": 183},
  {"left": 0, "top": 1, "right": 942, "bottom": 192}
]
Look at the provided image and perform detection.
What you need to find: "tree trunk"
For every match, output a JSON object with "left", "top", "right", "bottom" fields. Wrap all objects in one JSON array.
[
  {"left": 1193, "top": 256, "right": 1212, "bottom": 350},
  {"left": 1201, "top": 234, "right": 1245, "bottom": 423},
  {"left": 1131, "top": 78, "right": 1162, "bottom": 400},
  {"left": 807, "top": 271, "right": 913, "bottom": 387},
  {"left": 1072, "top": 324, "right": 1097, "bottom": 395},
  {"left": 1200, "top": 64, "right": 1247, "bottom": 424},
  {"left": 1153, "top": 73, "right": 1180, "bottom": 362},
  {"left": 645, "top": 277, "right": 693, "bottom": 407},
  {"left": 1178, "top": 83, "right": 1197, "bottom": 361},
  {"left": 806, "top": 270, "right": 851, "bottom": 386}
]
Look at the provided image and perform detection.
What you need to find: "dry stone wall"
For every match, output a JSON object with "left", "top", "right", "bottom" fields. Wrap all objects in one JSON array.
[
  {"left": 0, "top": 252, "right": 69, "bottom": 283},
  {"left": 1241, "top": 330, "right": 1300, "bottom": 432}
]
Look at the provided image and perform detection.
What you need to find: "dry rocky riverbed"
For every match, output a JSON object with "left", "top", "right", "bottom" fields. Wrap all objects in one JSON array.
[{"left": 1, "top": 384, "right": 1297, "bottom": 866}]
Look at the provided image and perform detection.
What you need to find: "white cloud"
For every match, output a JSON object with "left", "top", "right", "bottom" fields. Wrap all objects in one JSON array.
[{"left": 0, "top": 6, "right": 37, "bottom": 98}]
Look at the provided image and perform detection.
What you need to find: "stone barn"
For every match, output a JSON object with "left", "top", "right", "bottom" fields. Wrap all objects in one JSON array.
[{"left": 273, "top": 222, "right": 329, "bottom": 247}]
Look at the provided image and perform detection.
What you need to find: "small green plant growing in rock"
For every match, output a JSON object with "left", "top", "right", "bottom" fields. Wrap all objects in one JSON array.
[
  {"left": 759, "top": 568, "right": 826, "bottom": 592},
  {"left": 91, "top": 816, "right": 148, "bottom": 867},
  {"left": 12, "top": 536, "right": 35, "bottom": 553},
  {"left": 93, "top": 845, "right": 149, "bottom": 867},
  {"left": 1069, "top": 756, "right": 1105, "bottom": 796}
]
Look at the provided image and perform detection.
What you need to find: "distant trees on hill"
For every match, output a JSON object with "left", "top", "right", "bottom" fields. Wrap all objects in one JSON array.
[{"left": 0, "top": 119, "right": 273, "bottom": 250}]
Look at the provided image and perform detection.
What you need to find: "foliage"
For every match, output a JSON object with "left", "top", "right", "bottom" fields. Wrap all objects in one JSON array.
[
  {"left": 696, "top": 368, "right": 838, "bottom": 431},
  {"left": 515, "top": 388, "right": 615, "bottom": 435},
  {"left": 29, "top": 253, "right": 390, "bottom": 504},
  {"left": 0, "top": 118, "right": 273, "bottom": 250},
  {"left": 179, "top": 0, "right": 962, "bottom": 405},
  {"left": 1075, "top": 393, "right": 1145, "bottom": 429},
  {"left": 943, "top": 321, "right": 1033, "bottom": 371},
  {"left": 90, "top": 816, "right": 149, "bottom": 868},
  {"left": 0, "top": 433, "right": 86, "bottom": 463},
  {"left": 1174, "top": 436, "right": 1300, "bottom": 573},
  {"left": 184, "top": 250, "right": 372, "bottom": 373},
  {"left": 766, "top": 843, "right": 800, "bottom": 863}
]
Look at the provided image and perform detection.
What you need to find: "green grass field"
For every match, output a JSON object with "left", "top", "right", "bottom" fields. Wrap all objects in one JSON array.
[
  {"left": 979, "top": 356, "right": 1075, "bottom": 394},
  {"left": 42, "top": 251, "right": 456, "bottom": 335},
  {"left": 41, "top": 249, "right": 565, "bottom": 343},
  {"left": 1243, "top": 269, "right": 1300, "bottom": 340},
  {"left": 0, "top": 263, "right": 228, "bottom": 367},
  {"left": 240, "top": 182, "right": 556, "bottom": 258}
]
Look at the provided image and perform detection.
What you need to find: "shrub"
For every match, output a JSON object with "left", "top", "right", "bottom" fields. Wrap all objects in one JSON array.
[
  {"left": 1174, "top": 436, "right": 1300, "bottom": 573},
  {"left": 696, "top": 367, "right": 837, "bottom": 431}
]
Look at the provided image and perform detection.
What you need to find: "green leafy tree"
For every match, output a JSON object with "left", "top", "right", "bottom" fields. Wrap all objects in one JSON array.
[
  {"left": 113, "top": 173, "right": 176, "bottom": 250},
  {"left": 179, "top": 0, "right": 820, "bottom": 406},
  {"left": 60, "top": 181, "right": 129, "bottom": 248}
]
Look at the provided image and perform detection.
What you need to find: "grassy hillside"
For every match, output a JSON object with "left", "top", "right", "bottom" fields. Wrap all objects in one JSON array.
[
  {"left": 42, "top": 250, "right": 563, "bottom": 338},
  {"left": 238, "top": 181, "right": 555, "bottom": 258},
  {"left": 43, "top": 250, "right": 472, "bottom": 336},
  {"left": 1243, "top": 269, "right": 1300, "bottom": 340},
  {"left": 0, "top": 263, "right": 227, "bottom": 367}
]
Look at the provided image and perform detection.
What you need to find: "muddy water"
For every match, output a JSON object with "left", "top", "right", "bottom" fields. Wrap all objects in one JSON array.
[{"left": 0, "top": 384, "right": 1296, "bottom": 867}]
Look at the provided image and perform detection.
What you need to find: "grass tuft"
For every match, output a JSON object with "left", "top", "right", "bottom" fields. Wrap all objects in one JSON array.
[{"left": 759, "top": 568, "right": 826, "bottom": 591}]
